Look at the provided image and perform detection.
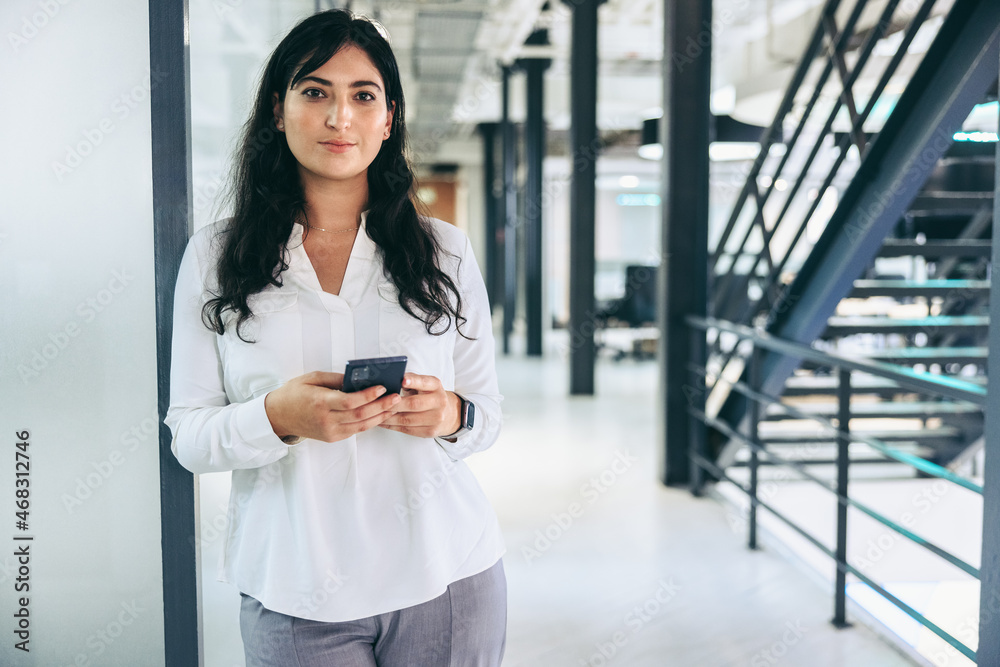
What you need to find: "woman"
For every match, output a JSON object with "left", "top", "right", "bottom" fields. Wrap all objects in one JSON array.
[{"left": 165, "top": 9, "right": 507, "bottom": 666}]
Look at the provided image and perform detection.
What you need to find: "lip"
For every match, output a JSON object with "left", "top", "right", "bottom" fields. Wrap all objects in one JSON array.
[{"left": 320, "top": 140, "right": 355, "bottom": 153}]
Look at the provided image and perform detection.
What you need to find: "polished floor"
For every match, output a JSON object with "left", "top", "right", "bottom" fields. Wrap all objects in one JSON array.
[
  {"left": 199, "top": 344, "right": 917, "bottom": 666},
  {"left": 473, "top": 351, "right": 915, "bottom": 667}
]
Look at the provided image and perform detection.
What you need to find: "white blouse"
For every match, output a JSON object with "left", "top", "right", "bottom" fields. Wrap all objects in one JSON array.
[{"left": 164, "top": 213, "right": 506, "bottom": 622}]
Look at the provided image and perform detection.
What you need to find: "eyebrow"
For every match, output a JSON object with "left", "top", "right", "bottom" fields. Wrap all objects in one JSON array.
[{"left": 295, "top": 76, "right": 383, "bottom": 93}]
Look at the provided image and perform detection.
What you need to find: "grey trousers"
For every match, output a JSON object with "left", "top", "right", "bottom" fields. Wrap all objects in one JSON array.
[{"left": 239, "top": 558, "right": 507, "bottom": 667}]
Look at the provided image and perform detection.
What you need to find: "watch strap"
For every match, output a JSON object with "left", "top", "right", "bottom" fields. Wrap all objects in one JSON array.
[{"left": 441, "top": 394, "right": 474, "bottom": 442}]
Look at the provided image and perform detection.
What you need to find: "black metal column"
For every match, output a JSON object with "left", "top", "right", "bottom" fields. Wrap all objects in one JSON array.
[
  {"left": 478, "top": 122, "right": 500, "bottom": 311},
  {"left": 977, "top": 65, "right": 1000, "bottom": 662},
  {"left": 518, "top": 31, "right": 551, "bottom": 357},
  {"left": 501, "top": 64, "right": 517, "bottom": 355},
  {"left": 150, "top": 0, "right": 199, "bottom": 665},
  {"left": 660, "top": 0, "right": 711, "bottom": 486},
  {"left": 564, "top": 0, "right": 603, "bottom": 394}
]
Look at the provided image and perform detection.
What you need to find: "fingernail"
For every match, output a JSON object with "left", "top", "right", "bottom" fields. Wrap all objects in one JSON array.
[
  {"left": 392, "top": 395, "right": 401, "bottom": 404},
  {"left": 376, "top": 386, "right": 386, "bottom": 396}
]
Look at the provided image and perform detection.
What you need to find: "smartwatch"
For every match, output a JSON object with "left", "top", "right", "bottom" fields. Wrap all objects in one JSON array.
[{"left": 441, "top": 395, "right": 475, "bottom": 443}]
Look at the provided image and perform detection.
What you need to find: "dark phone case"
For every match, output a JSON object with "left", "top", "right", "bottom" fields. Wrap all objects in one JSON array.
[{"left": 342, "top": 356, "right": 408, "bottom": 395}]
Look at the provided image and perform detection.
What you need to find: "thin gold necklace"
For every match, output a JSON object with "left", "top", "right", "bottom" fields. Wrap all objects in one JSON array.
[
  {"left": 302, "top": 213, "right": 359, "bottom": 234},
  {"left": 305, "top": 223, "right": 359, "bottom": 234}
]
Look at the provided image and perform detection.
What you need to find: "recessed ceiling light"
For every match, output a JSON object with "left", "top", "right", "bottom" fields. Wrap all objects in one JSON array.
[
  {"left": 709, "top": 143, "right": 760, "bottom": 161},
  {"left": 638, "top": 144, "right": 663, "bottom": 160}
]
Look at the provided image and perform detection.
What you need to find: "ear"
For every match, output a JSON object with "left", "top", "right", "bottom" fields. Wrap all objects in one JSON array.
[
  {"left": 383, "top": 101, "right": 395, "bottom": 139},
  {"left": 272, "top": 92, "right": 284, "bottom": 132}
]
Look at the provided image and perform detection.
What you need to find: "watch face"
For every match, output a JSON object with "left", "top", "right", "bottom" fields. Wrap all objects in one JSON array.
[{"left": 466, "top": 400, "right": 475, "bottom": 429}]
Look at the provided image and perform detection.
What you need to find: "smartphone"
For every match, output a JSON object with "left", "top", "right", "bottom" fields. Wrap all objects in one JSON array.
[{"left": 342, "top": 355, "right": 408, "bottom": 395}]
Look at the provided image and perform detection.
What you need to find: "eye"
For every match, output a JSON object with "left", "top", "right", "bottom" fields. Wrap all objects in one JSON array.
[
  {"left": 357, "top": 91, "right": 377, "bottom": 102},
  {"left": 302, "top": 88, "right": 325, "bottom": 98}
]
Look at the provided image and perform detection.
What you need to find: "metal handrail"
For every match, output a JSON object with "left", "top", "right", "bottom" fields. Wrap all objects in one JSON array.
[
  {"left": 687, "top": 367, "right": 984, "bottom": 494},
  {"left": 685, "top": 315, "right": 981, "bottom": 661},
  {"left": 688, "top": 451, "right": 978, "bottom": 661},
  {"left": 692, "top": 405, "right": 981, "bottom": 577},
  {"left": 689, "top": 315, "right": 986, "bottom": 405}
]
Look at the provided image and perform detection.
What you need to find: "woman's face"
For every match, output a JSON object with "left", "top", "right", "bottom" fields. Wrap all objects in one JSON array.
[{"left": 273, "top": 44, "right": 395, "bottom": 190}]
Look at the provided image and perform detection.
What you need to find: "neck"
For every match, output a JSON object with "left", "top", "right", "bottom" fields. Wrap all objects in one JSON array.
[{"left": 299, "top": 167, "right": 369, "bottom": 232}]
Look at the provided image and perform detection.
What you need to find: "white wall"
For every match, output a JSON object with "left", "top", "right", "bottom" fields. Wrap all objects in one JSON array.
[{"left": 0, "top": 1, "right": 164, "bottom": 664}]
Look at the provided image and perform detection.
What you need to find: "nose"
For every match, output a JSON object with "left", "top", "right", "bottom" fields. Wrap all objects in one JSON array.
[{"left": 326, "top": 97, "right": 351, "bottom": 130}]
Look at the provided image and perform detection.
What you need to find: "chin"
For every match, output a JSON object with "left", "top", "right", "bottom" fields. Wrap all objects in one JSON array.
[
  {"left": 305, "top": 165, "right": 365, "bottom": 183},
  {"left": 326, "top": 170, "right": 367, "bottom": 183}
]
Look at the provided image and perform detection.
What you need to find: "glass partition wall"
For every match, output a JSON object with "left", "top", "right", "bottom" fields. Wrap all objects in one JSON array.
[{"left": 0, "top": 1, "right": 165, "bottom": 664}]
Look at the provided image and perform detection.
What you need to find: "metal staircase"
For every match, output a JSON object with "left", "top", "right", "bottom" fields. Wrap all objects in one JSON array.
[
  {"left": 681, "top": 1, "right": 1000, "bottom": 658},
  {"left": 743, "top": 144, "right": 995, "bottom": 465},
  {"left": 730, "top": 141, "right": 993, "bottom": 472},
  {"left": 705, "top": 0, "right": 1000, "bottom": 471}
]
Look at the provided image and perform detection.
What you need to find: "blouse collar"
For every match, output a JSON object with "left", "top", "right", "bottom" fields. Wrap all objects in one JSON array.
[{"left": 286, "top": 210, "right": 379, "bottom": 306}]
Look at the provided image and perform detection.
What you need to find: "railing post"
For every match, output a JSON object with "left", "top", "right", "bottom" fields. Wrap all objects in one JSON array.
[
  {"left": 689, "top": 324, "right": 707, "bottom": 496},
  {"left": 748, "top": 345, "right": 762, "bottom": 550},
  {"left": 833, "top": 368, "right": 852, "bottom": 628}
]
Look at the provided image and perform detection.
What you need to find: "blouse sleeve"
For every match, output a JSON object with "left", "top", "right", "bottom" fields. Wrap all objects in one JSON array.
[
  {"left": 163, "top": 229, "right": 291, "bottom": 474},
  {"left": 433, "top": 234, "right": 504, "bottom": 461}
]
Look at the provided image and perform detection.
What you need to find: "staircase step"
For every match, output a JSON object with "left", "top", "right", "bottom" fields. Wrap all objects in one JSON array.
[
  {"left": 909, "top": 192, "right": 994, "bottom": 214},
  {"left": 945, "top": 142, "right": 999, "bottom": 159},
  {"left": 824, "top": 315, "right": 989, "bottom": 336},
  {"left": 782, "top": 373, "right": 985, "bottom": 396},
  {"left": 860, "top": 347, "right": 988, "bottom": 365},
  {"left": 849, "top": 279, "right": 990, "bottom": 298},
  {"left": 878, "top": 239, "right": 992, "bottom": 258},
  {"left": 801, "top": 347, "right": 987, "bottom": 370},
  {"left": 759, "top": 426, "right": 962, "bottom": 447},
  {"left": 730, "top": 457, "right": 923, "bottom": 466},
  {"left": 732, "top": 440, "right": 935, "bottom": 465},
  {"left": 783, "top": 375, "right": 904, "bottom": 397},
  {"left": 763, "top": 401, "right": 982, "bottom": 421}
]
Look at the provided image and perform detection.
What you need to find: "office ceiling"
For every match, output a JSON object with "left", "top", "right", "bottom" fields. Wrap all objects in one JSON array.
[
  {"left": 350, "top": 0, "right": 960, "bottom": 166},
  {"left": 190, "top": 0, "right": 960, "bottom": 170},
  {"left": 313, "top": 0, "right": 826, "bottom": 161}
]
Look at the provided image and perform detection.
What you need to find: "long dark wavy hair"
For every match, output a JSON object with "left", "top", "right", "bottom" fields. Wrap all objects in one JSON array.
[{"left": 203, "top": 9, "right": 468, "bottom": 342}]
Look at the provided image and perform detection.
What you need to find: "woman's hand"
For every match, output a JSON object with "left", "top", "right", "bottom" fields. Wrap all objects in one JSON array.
[
  {"left": 264, "top": 371, "right": 402, "bottom": 443},
  {"left": 378, "top": 372, "right": 462, "bottom": 439}
]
